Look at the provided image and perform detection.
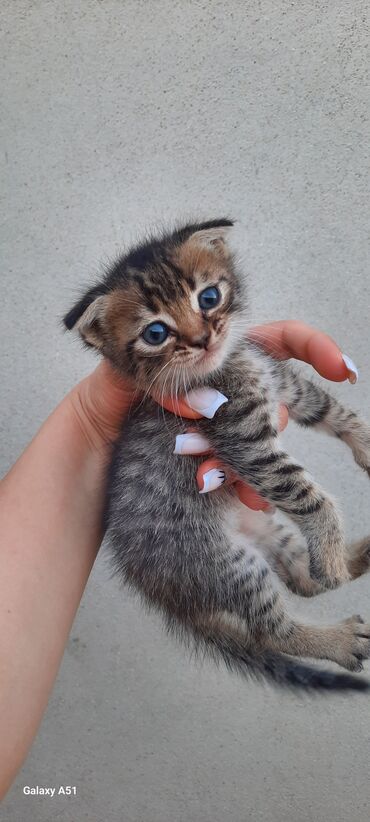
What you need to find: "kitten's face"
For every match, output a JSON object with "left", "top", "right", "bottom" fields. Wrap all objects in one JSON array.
[{"left": 65, "top": 221, "right": 246, "bottom": 395}]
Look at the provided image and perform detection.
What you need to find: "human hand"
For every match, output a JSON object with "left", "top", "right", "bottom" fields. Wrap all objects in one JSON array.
[
  {"left": 156, "top": 321, "right": 358, "bottom": 510},
  {"left": 68, "top": 360, "right": 138, "bottom": 452}
]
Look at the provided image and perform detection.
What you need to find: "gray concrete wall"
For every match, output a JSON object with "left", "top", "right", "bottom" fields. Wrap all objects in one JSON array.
[{"left": 1, "top": 2, "right": 370, "bottom": 820}]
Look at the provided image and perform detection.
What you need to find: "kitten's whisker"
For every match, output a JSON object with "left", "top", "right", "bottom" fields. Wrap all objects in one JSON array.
[
  {"left": 127, "top": 385, "right": 142, "bottom": 419},
  {"left": 174, "top": 366, "right": 184, "bottom": 425},
  {"left": 138, "top": 356, "right": 176, "bottom": 410},
  {"left": 167, "top": 366, "right": 181, "bottom": 433},
  {"left": 160, "top": 367, "right": 173, "bottom": 435}
]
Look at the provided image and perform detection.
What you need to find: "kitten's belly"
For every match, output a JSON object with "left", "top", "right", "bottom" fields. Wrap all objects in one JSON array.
[{"left": 221, "top": 501, "right": 275, "bottom": 559}]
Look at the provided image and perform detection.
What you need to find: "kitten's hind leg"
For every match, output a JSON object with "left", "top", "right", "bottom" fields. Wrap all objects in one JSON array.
[
  {"left": 227, "top": 548, "right": 370, "bottom": 671},
  {"left": 258, "top": 521, "right": 370, "bottom": 596},
  {"left": 265, "top": 615, "right": 370, "bottom": 673},
  {"left": 261, "top": 523, "right": 324, "bottom": 597},
  {"left": 235, "top": 510, "right": 323, "bottom": 597}
]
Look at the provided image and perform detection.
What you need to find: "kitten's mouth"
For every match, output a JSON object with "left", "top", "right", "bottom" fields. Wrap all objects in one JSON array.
[{"left": 193, "top": 342, "right": 225, "bottom": 374}]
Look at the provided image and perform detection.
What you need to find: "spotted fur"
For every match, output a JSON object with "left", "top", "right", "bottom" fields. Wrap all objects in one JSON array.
[{"left": 65, "top": 219, "right": 370, "bottom": 691}]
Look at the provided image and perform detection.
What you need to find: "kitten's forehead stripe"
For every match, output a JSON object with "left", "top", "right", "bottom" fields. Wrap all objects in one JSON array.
[
  {"left": 159, "top": 256, "right": 186, "bottom": 292},
  {"left": 131, "top": 256, "right": 190, "bottom": 309},
  {"left": 132, "top": 274, "right": 159, "bottom": 313}
]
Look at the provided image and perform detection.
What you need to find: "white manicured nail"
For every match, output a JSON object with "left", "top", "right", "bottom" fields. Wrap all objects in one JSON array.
[
  {"left": 174, "top": 433, "right": 211, "bottom": 455},
  {"left": 342, "top": 354, "right": 359, "bottom": 384},
  {"left": 185, "top": 388, "right": 228, "bottom": 419},
  {"left": 199, "top": 468, "right": 226, "bottom": 494}
]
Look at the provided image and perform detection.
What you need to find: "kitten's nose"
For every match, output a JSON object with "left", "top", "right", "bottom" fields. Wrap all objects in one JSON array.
[{"left": 191, "top": 331, "right": 211, "bottom": 350}]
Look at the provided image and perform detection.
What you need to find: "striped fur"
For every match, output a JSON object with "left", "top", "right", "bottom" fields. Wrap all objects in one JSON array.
[{"left": 65, "top": 220, "right": 370, "bottom": 691}]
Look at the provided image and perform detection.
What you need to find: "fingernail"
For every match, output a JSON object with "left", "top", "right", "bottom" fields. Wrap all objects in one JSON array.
[
  {"left": 199, "top": 468, "right": 226, "bottom": 494},
  {"left": 342, "top": 354, "right": 359, "bottom": 385},
  {"left": 185, "top": 388, "right": 228, "bottom": 419},
  {"left": 174, "top": 433, "right": 210, "bottom": 455}
]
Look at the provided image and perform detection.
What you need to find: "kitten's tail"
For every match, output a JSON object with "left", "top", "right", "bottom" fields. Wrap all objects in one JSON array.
[{"left": 187, "top": 620, "right": 370, "bottom": 692}]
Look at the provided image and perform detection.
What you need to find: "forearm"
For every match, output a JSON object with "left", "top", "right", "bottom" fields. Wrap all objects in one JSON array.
[{"left": 0, "top": 395, "right": 108, "bottom": 798}]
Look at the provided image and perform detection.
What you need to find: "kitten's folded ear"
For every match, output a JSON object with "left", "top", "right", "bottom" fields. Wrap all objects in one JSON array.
[
  {"left": 189, "top": 218, "right": 233, "bottom": 253},
  {"left": 63, "top": 285, "right": 109, "bottom": 350}
]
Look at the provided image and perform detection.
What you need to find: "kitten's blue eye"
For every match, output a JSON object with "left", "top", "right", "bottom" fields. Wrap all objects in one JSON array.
[
  {"left": 198, "top": 286, "right": 221, "bottom": 310},
  {"left": 142, "top": 321, "right": 169, "bottom": 346}
]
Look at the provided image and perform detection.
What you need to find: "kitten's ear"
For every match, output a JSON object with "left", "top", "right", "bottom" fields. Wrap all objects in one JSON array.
[
  {"left": 63, "top": 286, "right": 109, "bottom": 350},
  {"left": 190, "top": 221, "right": 233, "bottom": 254}
]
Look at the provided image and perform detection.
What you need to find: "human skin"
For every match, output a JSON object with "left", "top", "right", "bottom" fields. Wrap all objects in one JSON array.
[{"left": 0, "top": 322, "right": 355, "bottom": 798}]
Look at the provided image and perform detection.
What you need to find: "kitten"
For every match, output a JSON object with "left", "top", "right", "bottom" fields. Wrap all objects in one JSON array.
[{"left": 64, "top": 218, "right": 370, "bottom": 691}]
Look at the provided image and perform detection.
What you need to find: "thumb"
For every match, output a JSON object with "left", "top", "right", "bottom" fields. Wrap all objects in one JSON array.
[{"left": 70, "top": 361, "right": 139, "bottom": 447}]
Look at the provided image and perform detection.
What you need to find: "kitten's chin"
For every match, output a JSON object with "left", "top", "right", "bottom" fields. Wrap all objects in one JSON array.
[{"left": 194, "top": 347, "right": 226, "bottom": 378}]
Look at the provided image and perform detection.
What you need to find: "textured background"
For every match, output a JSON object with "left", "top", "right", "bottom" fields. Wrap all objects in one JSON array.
[{"left": 1, "top": 2, "right": 370, "bottom": 820}]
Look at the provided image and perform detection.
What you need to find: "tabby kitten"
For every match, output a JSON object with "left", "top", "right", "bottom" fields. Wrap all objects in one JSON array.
[{"left": 65, "top": 218, "right": 370, "bottom": 691}]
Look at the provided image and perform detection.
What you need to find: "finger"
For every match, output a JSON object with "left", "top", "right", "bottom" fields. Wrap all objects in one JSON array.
[
  {"left": 153, "top": 388, "right": 228, "bottom": 420},
  {"left": 196, "top": 458, "right": 230, "bottom": 494},
  {"left": 247, "top": 321, "right": 358, "bottom": 383},
  {"left": 278, "top": 405, "right": 289, "bottom": 431},
  {"left": 173, "top": 432, "right": 212, "bottom": 455},
  {"left": 234, "top": 480, "right": 271, "bottom": 511},
  {"left": 173, "top": 419, "right": 287, "bottom": 456},
  {"left": 73, "top": 361, "right": 139, "bottom": 445},
  {"left": 196, "top": 458, "right": 271, "bottom": 511},
  {"left": 155, "top": 394, "right": 203, "bottom": 419}
]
